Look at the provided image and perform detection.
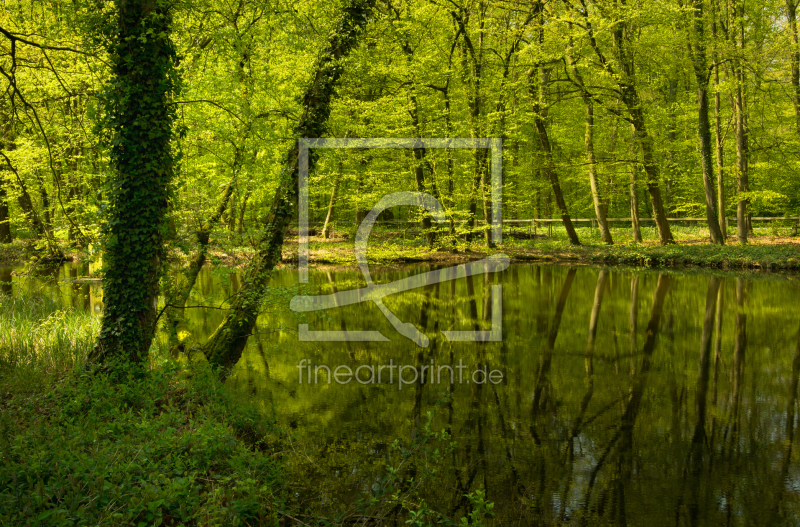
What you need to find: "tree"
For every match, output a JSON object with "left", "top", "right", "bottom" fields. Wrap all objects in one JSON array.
[
  {"left": 200, "top": 0, "right": 377, "bottom": 374},
  {"left": 90, "top": 0, "right": 180, "bottom": 364},
  {"left": 688, "top": 0, "right": 726, "bottom": 243}
]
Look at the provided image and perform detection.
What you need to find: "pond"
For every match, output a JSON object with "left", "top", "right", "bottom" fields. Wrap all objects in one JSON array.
[{"left": 3, "top": 261, "right": 800, "bottom": 525}]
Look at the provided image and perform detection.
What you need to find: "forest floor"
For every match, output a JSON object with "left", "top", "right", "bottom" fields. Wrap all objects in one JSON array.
[
  {"left": 3, "top": 225, "right": 800, "bottom": 272},
  {"left": 266, "top": 226, "right": 800, "bottom": 271}
]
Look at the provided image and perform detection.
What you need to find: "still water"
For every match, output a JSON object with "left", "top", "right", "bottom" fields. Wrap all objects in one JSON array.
[{"left": 3, "top": 262, "right": 800, "bottom": 525}]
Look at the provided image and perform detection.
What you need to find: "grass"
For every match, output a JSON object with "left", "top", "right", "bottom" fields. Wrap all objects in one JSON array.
[
  {"left": 0, "top": 293, "right": 289, "bottom": 527},
  {"left": 0, "top": 293, "right": 100, "bottom": 383}
]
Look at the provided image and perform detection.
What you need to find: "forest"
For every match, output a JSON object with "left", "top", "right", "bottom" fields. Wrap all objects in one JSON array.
[{"left": 2, "top": 0, "right": 800, "bottom": 525}]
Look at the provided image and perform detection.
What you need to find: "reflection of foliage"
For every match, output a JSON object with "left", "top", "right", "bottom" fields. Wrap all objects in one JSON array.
[{"left": 352, "top": 392, "right": 496, "bottom": 526}]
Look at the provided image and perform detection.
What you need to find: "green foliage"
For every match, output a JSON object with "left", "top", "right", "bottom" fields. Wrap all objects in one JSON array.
[{"left": 0, "top": 362, "right": 285, "bottom": 526}]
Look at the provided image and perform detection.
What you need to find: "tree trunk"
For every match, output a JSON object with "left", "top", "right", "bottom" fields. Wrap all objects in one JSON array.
[
  {"left": 406, "top": 77, "right": 439, "bottom": 247},
  {"left": 603, "top": 12, "right": 674, "bottom": 244},
  {"left": 629, "top": 126, "right": 643, "bottom": 243},
  {"left": 0, "top": 177, "right": 8, "bottom": 243},
  {"left": 690, "top": 0, "right": 725, "bottom": 244},
  {"left": 452, "top": 6, "right": 491, "bottom": 246},
  {"left": 166, "top": 173, "right": 238, "bottom": 353},
  {"left": 321, "top": 162, "right": 343, "bottom": 239},
  {"left": 0, "top": 98, "right": 10, "bottom": 244},
  {"left": 571, "top": 63, "right": 612, "bottom": 244},
  {"left": 91, "top": 0, "right": 179, "bottom": 364},
  {"left": 201, "top": 0, "right": 376, "bottom": 375},
  {"left": 788, "top": 0, "right": 800, "bottom": 147},
  {"left": 733, "top": 73, "right": 749, "bottom": 245},
  {"left": 529, "top": 68, "right": 580, "bottom": 245},
  {"left": 712, "top": 0, "right": 727, "bottom": 239},
  {"left": 238, "top": 189, "right": 249, "bottom": 236},
  {"left": 626, "top": 105, "right": 674, "bottom": 244}
]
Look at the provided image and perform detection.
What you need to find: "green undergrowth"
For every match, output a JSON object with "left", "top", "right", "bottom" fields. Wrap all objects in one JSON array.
[{"left": 0, "top": 361, "right": 288, "bottom": 526}]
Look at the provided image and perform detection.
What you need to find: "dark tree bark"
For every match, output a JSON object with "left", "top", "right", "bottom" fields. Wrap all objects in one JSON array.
[
  {"left": 689, "top": 0, "right": 725, "bottom": 244},
  {"left": 451, "top": 4, "right": 493, "bottom": 247},
  {"left": 528, "top": 67, "right": 580, "bottom": 245},
  {"left": 201, "top": 0, "right": 376, "bottom": 375}
]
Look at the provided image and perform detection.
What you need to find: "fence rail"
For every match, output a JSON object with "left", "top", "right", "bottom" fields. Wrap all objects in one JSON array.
[{"left": 304, "top": 216, "right": 800, "bottom": 238}]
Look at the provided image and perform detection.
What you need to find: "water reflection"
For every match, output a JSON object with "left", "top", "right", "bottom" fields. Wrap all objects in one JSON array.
[{"left": 5, "top": 263, "right": 800, "bottom": 525}]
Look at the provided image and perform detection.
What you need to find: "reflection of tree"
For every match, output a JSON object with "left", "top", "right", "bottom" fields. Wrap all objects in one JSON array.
[
  {"left": 562, "top": 269, "right": 608, "bottom": 519},
  {"left": 582, "top": 274, "right": 671, "bottom": 521},
  {"left": 687, "top": 277, "right": 722, "bottom": 526},
  {"left": 530, "top": 267, "right": 577, "bottom": 443}
]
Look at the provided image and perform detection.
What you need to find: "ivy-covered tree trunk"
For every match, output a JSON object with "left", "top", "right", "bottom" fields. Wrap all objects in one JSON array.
[
  {"left": 202, "top": 0, "right": 376, "bottom": 375},
  {"left": 91, "top": 0, "right": 179, "bottom": 364}
]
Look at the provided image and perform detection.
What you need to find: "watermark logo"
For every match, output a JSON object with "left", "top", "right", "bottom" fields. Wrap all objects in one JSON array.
[
  {"left": 297, "top": 359, "right": 504, "bottom": 389},
  {"left": 290, "top": 138, "right": 507, "bottom": 346}
]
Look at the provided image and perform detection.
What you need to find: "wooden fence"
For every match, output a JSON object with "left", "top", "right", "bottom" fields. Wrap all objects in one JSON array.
[{"left": 307, "top": 216, "right": 800, "bottom": 239}]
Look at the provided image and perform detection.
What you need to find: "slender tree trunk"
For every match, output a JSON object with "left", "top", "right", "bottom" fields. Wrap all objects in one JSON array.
[
  {"left": 0, "top": 98, "right": 12, "bottom": 244},
  {"left": 627, "top": 107, "right": 674, "bottom": 244},
  {"left": 452, "top": 6, "right": 492, "bottom": 247},
  {"left": 405, "top": 74, "right": 439, "bottom": 247},
  {"left": 201, "top": 0, "right": 376, "bottom": 375},
  {"left": 731, "top": 0, "right": 749, "bottom": 244},
  {"left": 167, "top": 173, "right": 238, "bottom": 353},
  {"left": 787, "top": 0, "right": 800, "bottom": 147},
  {"left": 667, "top": 76, "right": 678, "bottom": 209},
  {"left": 0, "top": 177, "right": 9, "bottom": 243},
  {"left": 691, "top": 0, "right": 725, "bottom": 244},
  {"left": 571, "top": 62, "right": 612, "bottom": 243},
  {"left": 629, "top": 126, "right": 643, "bottom": 242},
  {"left": 321, "top": 161, "right": 342, "bottom": 239},
  {"left": 585, "top": 98, "right": 612, "bottom": 244},
  {"left": 529, "top": 68, "right": 580, "bottom": 245},
  {"left": 238, "top": 189, "right": 249, "bottom": 236},
  {"left": 529, "top": 1, "right": 579, "bottom": 245},
  {"left": 712, "top": 0, "right": 727, "bottom": 239},
  {"left": 591, "top": 11, "right": 674, "bottom": 243}
]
